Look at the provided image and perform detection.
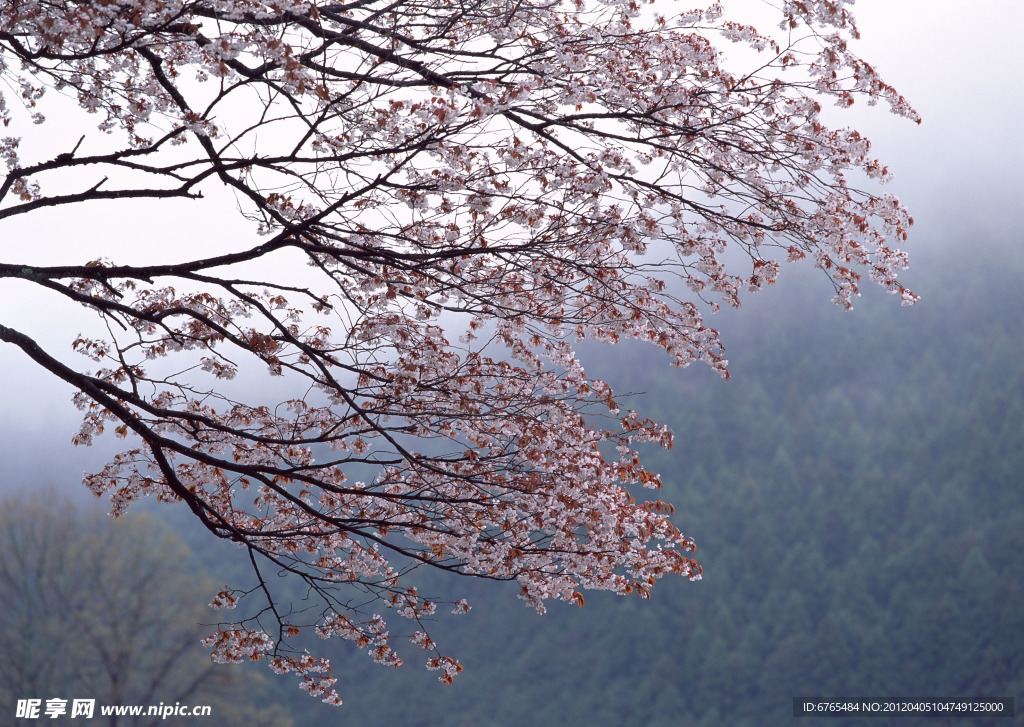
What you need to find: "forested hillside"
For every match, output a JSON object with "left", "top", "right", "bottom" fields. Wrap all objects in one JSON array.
[
  {"left": 270, "top": 241, "right": 1023, "bottom": 726},
  {"left": 6, "top": 241, "right": 1022, "bottom": 727}
]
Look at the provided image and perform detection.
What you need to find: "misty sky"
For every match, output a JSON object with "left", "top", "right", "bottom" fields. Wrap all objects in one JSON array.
[{"left": 1, "top": 0, "right": 1021, "bottom": 494}]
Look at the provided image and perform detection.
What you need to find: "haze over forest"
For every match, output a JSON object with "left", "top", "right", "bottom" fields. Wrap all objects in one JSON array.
[
  {"left": 4, "top": 226, "right": 1023, "bottom": 726},
  {"left": 1, "top": 0, "right": 1022, "bottom": 725}
]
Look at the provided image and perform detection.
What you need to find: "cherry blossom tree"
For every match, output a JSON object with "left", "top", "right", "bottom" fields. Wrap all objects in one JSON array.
[{"left": 0, "top": 0, "right": 917, "bottom": 704}]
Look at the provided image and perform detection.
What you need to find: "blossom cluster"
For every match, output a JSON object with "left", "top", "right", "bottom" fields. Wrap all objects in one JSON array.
[{"left": 0, "top": 0, "right": 916, "bottom": 704}]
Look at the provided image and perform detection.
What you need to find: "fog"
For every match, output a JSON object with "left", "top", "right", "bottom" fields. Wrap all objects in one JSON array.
[
  {"left": 2, "top": 4, "right": 1023, "bottom": 725},
  {"left": 840, "top": 0, "right": 1024, "bottom": 246}
]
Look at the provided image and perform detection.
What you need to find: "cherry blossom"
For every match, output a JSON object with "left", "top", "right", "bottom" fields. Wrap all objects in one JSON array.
[{"left": 0, "top": 0, "right": 916, "bottom": 703}]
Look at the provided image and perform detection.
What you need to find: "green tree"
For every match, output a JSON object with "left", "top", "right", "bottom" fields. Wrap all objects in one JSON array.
[{"left": 0, "top": 494, "right": 290, "bottom": 727}]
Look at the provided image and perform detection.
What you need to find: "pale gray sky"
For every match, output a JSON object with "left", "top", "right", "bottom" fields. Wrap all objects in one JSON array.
[{"left": 846, "top": 0, "right": 1024, "bottom": 222}]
